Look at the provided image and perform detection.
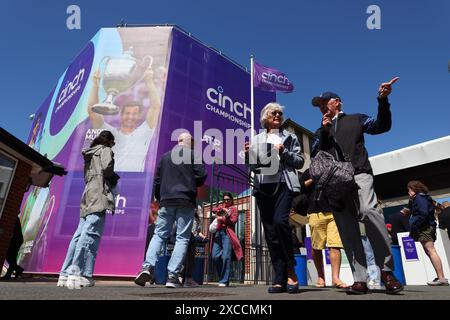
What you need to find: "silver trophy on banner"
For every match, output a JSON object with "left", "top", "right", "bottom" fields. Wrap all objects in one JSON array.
[{"left": 92, "top": 47, "right": 153, "bottom": 115}]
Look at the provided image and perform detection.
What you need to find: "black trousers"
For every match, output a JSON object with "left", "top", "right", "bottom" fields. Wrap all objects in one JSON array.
[
  {"left": 6, "top": 217, "right": 23, "bottom": 269},
  {"left": 182, "top": 234, "right": 196, "bottom": 279},
  {"left": 255, "top": 183, "right": 294, "bottom": 286}
]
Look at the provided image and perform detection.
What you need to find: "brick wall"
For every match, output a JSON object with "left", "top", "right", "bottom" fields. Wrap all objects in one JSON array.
[{"left": 0, "top": 160, "right": 31, "bottom": 268}]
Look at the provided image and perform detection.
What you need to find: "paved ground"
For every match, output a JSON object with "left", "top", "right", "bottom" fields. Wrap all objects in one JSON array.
[{"left": 0, "top": 277, "right": 449, "bottom": 300}]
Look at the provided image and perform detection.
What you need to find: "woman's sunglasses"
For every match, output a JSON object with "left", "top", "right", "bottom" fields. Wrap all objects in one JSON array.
[{"left": 270, "top": 110, "right": 283, "bottom": 117}]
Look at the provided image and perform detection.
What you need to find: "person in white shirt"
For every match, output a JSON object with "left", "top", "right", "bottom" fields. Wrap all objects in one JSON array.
[{"left": 87, "top": 67, "right": 161, "bottom": 172}]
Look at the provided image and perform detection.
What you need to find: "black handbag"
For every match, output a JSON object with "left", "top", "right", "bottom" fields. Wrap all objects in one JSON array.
[{"left": 309, "top": 136, "right": 356, "bottom": 205}]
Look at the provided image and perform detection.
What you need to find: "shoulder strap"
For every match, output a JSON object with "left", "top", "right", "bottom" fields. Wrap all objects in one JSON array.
[{"left": 330, "top": 134, "right": 349, "bottom": 162}]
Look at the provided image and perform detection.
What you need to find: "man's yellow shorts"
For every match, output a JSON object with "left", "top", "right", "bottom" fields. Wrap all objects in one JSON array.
[{"left": 307, "top": 212, "right": 343, "bottom": 250}]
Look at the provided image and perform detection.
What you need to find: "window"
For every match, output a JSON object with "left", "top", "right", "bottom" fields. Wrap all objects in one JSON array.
[
  {"left": 0, "top": 151, "right": 18, "bottom": 218},
  {"left": 237, "top": 210, "right": 246, "bottom": 241}
]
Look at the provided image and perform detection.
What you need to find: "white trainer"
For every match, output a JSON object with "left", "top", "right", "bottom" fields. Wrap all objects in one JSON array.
[
  {"left": 66, "top": 275, "right": 81, "bottom": 290},
  {"left": 367, "top": 279, "right": 384, "bottom": 290},
  {"left": 57, "top": 275, "right": 68, "bottom": 287},
  {"left": 427, "top": 278, "right": 449, "bottom": 286}
]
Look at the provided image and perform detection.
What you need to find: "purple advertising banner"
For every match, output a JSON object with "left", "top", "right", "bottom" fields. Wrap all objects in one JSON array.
[
  {"left": 50, "top": 42, "right": 94, "bottom": 135},
  {"left": 20, "top": 27, "right": 173, "bottom": 276},
  {"left": 157, "top": 29, "right": 275, "bottom": 200},
  {"left": 401, "top": 236, "right": 419, "bottom": 260},
  {"left": 253, "top": 61, "right": 294, "bottom": 93}
]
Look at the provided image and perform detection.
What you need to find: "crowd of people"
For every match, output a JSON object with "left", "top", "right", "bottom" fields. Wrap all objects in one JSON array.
[
  {"left": 4, "top": 77, "right": 450, "bottom": 296},
  {"left": 47, "top": 78, "right": 450, "bottom": 292}
]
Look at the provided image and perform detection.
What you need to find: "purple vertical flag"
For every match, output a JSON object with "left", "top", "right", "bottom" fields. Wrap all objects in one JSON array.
[{"left": 253, "top": 61, "right": 294, "bottom": 93}]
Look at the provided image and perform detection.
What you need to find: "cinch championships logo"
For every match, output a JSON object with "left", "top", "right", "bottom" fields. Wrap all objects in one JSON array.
[
  {"left": 205, "top": 86, "right": 251, "bottom": 129},
  {"left": 50, "top": 41, "right": 94, "bottom": 135}
]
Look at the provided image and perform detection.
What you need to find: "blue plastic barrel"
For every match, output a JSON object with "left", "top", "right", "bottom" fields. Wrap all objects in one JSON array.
[
  {"left": 154, "top": 255, "right": 170, "bottom": 284},
  {"left": 192, "top": 257, "right": 205, "bottom": 285},
  {"left": 154, "top": 243, "right": 206, "bottom": 285},
  {"left": 154, "top": 243, "right": 171, "bottom": 284},
  {"left": 391, "top": 245, "right": 406, "bottom": 285},
  {"left": 294, "top": 254, "right": 308, "bottom": 286}
]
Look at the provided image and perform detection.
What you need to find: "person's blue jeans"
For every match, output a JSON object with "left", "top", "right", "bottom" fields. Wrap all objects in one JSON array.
[
  {"left": 143, "top": 206, "right": 194, "bottom": 277},
  {"left": 362, "top": 235, "right": 380, "bottom": 281},
  {"left": 60, "top": 212, "right": 106, "bottom": 278},
  {"left": 212, "top": 229, "right": 232, "bottom": 285}
]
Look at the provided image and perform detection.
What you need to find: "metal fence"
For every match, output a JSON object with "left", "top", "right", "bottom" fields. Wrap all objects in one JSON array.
[{"left": 200, "top": 162, "right": 274, "bottom": 284}]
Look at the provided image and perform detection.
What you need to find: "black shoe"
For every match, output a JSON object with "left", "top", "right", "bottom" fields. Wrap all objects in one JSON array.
[
  {"left": 14, "top": 266, "right": 24, "bottom": 278},
  {"left": 345, "top": 282, "right": 368, "bottom": 295},
  {"left": 166, "top": 274, "right": 182, "bottom": 288},
  {"left": 0, "top": 269, "right": 13, "bottom": 281},
  {"left": 134, "top": 266, "right": 154, "bottom": 287},
  {"left": 268, "top": 285, "right": 287, "bottom": 294},
  {"left": 381, "top": 271, "right": 404, "bottom": 294},
  {"left": 287, "top": 282, "right": 299, "bottom": 294}
]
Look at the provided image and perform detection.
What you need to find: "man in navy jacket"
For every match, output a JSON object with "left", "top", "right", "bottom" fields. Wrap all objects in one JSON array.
[
  {"left": 311, "top": 77, "right": 403, "bottom": 295},
  {"left": 134, "top": 133, "right": 207, "bottom": 288}
]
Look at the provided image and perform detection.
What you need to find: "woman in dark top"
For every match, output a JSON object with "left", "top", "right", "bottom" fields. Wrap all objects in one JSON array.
[
  {"left": 389, "top": 208, "right": 410, "bottom": 245},
  {"left": 0, "top": 216, "right": 24, "bottom": 280},
  {"left": 299, "top": 169, "right": 346, "bottom": 288},
  {"left": 407, "top": 180, "right": 448, "bottom": 286}
]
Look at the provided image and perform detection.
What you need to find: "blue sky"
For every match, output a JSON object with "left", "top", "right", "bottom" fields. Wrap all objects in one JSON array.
[{"left": 1, "top": 0, "right": 449, "bottom": 156}]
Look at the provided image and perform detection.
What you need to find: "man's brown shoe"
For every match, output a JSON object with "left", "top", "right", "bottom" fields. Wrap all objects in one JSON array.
[
  {"left": 381, "top": 271, "right": 404, "bottom": 294},
  {"left": 345, "top": 282, "right": 368, "bottom": 295}
]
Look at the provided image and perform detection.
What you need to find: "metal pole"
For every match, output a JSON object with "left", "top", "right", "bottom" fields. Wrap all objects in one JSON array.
[
  {"left": 205, "top": 162, "right": 215, "bottom": 283},
  {"left": 250, "top": 55, "right": 261, "bottom": 284}
]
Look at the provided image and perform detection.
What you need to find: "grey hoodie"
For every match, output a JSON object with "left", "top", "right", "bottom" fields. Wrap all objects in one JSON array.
[{"left": 79, "top": 145, "right": 115, "bottom": 218}]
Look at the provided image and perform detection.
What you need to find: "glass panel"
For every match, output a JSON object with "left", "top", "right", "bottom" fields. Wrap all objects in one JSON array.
[{"left": 0, "top": 152, "right": 17, "bottom": 217}]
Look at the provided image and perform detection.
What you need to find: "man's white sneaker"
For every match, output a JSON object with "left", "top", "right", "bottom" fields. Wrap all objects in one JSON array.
[
  {"left": 367, "top": 279, "right": 384, "bottom": 290},
  {"left": 57, "top": 275, "right": 68, "bottom": 287},
  {"left": 166, "top": 274, "right": 182, "bottom": 288},
  {"left": 134, "top": 266, "right": 154, "bottom": 287}
]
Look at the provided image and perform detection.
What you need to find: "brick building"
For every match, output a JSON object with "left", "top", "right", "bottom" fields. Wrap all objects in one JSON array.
[{"left": 0, "top": 127, "right": 66, "bottom": 271}]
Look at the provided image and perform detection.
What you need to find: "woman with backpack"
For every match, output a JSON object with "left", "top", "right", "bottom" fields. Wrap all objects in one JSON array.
[{"left": 407, "top": 180, "right": 448, "bottom": 286}]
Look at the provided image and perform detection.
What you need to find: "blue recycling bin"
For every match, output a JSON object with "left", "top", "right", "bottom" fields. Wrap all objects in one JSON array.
[
  {"left": 294, "top": 254, "right": 308, "bottom": 286},
  {"left": 154, "top": 242, "right": 206, "bottom": 285},
  {"left": 154, "top": 243, "right": 171, "bottom": 285},
  {"left": 191, "top": 258, "right": 205, "bottom": 285},
  {"left": 192, "top": 244, "right": 206, "bottom": 285},
  {"left": 391, "top": 245, "right": 406, "bottom": 285}
]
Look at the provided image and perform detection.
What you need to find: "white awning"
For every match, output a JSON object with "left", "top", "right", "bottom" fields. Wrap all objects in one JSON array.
[{"left": 370, "top": 135, "right": 450, "bottom": 175}]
